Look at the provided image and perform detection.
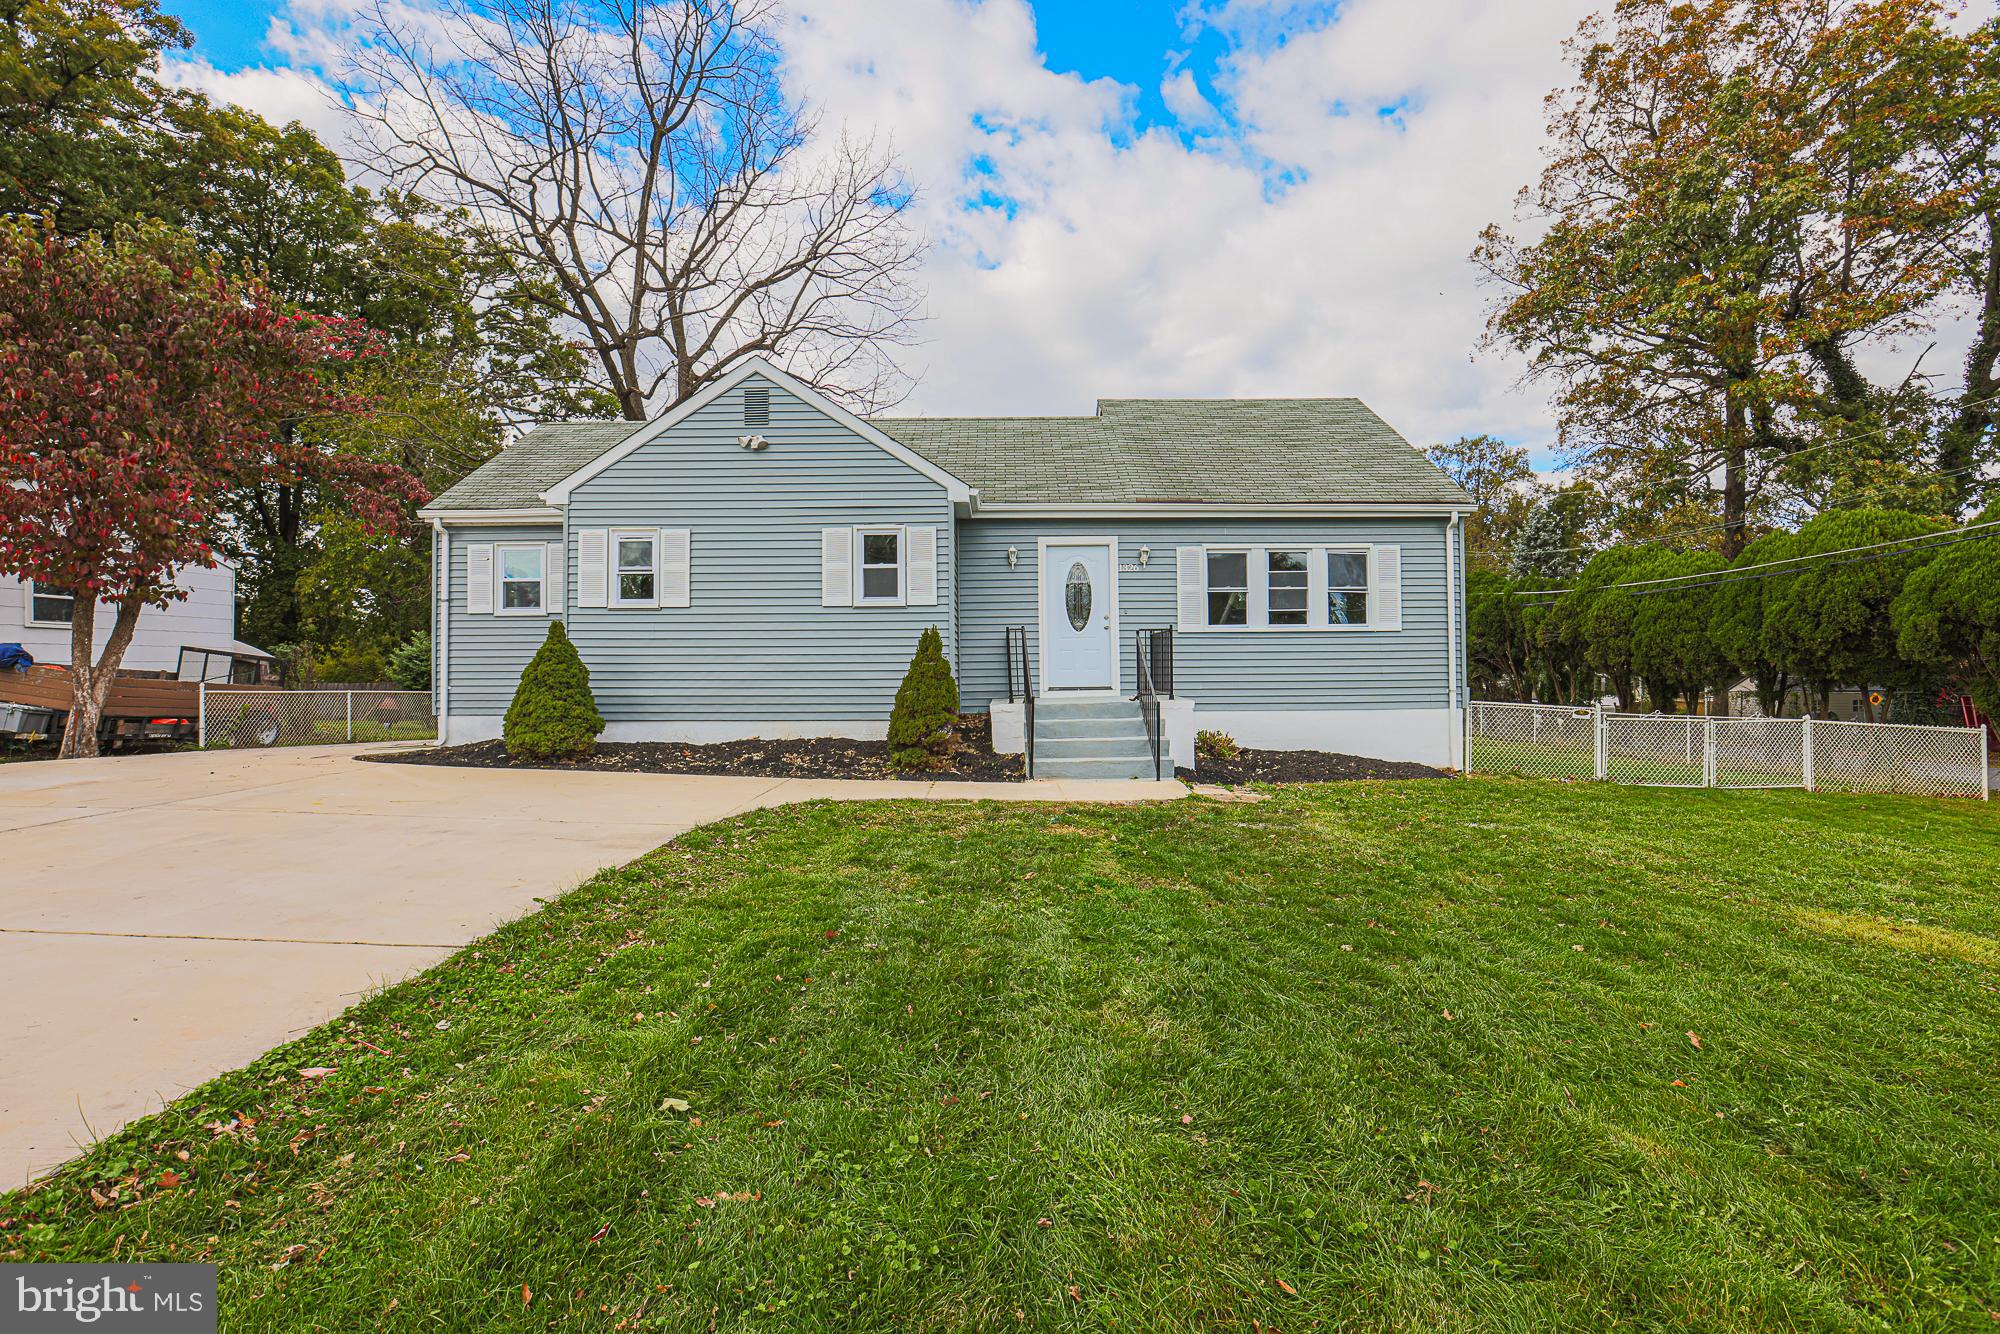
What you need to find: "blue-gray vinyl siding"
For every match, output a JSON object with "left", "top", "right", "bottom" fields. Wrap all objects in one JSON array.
[
  {"left": 957, "top": 517, "right": 1457, "bottom": 711},
  {"left": 560, "top": 375, "right": 955, "bottom": 722},
  {"left": 439, "top": 523, "right": 564, "bottom": 713}
]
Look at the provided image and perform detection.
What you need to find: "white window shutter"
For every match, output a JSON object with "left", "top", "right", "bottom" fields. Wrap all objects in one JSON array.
[
  {"left": 1372, "top": 544, "right": 1402, "bottom": 630},
  {"left": 545, "top": 541, "right": 564, "bottom": 614},
  {"left": 821, "top": 528, "right": 853, "bottom": 607},
  {"left": 907, "top": 526, "right": 938, "bottom": 606},
  {"left": 659, "top": 529, "right": 691, "bottom": 608},
  {"left": 1307, "top": 548, "right": 1329, "bottom": 629},
  {"left": 1176, "top": 547, "right": 1205, "bottom": 631},
  {"left": 577, "top": 529, "right": 608, "bottom": 608},
  {"left": 464, "top": 544, "right": 493, "bottom": 616}
]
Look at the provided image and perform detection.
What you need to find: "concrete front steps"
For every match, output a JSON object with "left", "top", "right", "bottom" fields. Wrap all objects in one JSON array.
[{"left": 1032, "top": 696, "right": 1162, "bottom": 780}]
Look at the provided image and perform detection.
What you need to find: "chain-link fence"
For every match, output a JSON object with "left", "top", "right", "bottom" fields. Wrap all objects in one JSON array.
[
  {"left": 199, "top": 687, "right": 437, "bottom": 749},
  {"left": 1468, "top": 701, "right": 1988, "bottom": 799}
]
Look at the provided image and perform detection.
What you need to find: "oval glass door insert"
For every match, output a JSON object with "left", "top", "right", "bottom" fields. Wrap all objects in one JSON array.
[{"left": 1064, "top": 561, "right": 1092, "bottom": 631}]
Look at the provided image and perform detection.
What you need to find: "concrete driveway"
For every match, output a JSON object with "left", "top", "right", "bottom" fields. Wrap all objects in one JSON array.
[{"left": 0, "top": 745, "right": 1181, "bottom": 1188}]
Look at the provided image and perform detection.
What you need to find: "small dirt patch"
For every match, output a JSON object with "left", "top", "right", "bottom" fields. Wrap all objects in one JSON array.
[
  {"left": 364, "top": 713, "right": 1025, "bottom": 782},
  {"left": 1178, "top": 746, "right": 1447, "bottom": 785}
]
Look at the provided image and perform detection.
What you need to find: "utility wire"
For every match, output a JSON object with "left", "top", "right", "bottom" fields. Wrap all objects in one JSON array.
[
  {"left": 1526, "top": 459, "right": 1994, "bottom": 559},
  {"left": 1509, "top": 518, "right": 2000, "bottom": 603}
]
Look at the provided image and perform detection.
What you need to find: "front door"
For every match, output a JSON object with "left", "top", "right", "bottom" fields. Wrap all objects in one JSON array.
[{"left": 1042, "top": 542, "right": 1116, "bottom": 691}]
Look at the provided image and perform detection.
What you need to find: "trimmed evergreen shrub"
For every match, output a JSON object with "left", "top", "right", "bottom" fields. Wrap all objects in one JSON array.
[
  {"left": 503, "top": 621, "right": 605, "bottom": 762},
  {"left": 888, "top": 626, "right": 959, "bottom": 770}
]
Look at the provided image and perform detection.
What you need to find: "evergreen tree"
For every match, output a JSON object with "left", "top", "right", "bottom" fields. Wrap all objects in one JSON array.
[
  {"left": 503, "top": 623, "right": 605, "bottom": 761},
  {"left": 887, "top": 627, "right": 958, "bottom": 770}
]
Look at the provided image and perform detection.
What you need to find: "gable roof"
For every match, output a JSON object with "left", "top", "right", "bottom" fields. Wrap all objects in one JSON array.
[
  {"left": 873, "top": 398, "right": 1468, "bottom": 507},
  {"left": 425, "top": 421, "right": 644, "bottom": 513},
  {"left": 422, "top": 373, "right": 1469, "bottom": 515}
]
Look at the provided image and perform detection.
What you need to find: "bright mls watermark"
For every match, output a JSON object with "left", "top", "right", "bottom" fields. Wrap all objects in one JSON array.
[{"left": 5, "top": 1265, "right": 215, "bottom": 1331}]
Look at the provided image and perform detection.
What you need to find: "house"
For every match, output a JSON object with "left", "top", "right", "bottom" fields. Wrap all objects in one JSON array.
[
  {"left": 1, "top": 563, "right": 270, "bottom": 680},
  {"left": 419, "top": 357, "right": 1472, "bottom": 776}
]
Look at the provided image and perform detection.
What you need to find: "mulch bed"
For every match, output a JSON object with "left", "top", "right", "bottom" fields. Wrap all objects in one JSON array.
[
  {"left": 362, "top": 713, "right": 1025, "bottom": 782},
  {"left": 1178, "top": 746, "right": 1447, "bottom": 785}
]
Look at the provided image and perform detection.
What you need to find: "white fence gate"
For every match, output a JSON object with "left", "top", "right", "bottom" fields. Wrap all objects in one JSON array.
[
  {"left": 199, "top": 687, "right": 437, "bottom": 749},
  {"left": 1468, "top": 701, "right": 1989, "bottom": 799}
]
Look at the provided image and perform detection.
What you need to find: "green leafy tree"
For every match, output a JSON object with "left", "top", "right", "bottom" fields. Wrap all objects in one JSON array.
[
  {"left": 0, "top": 0, "right": 188, "bottom": 233},
  {"left": 387, "top": 632, "right": 433, "bottom": 692},
  {"left": 1893, "top": 507, "right": 2000, "bottom": 716},
  {"left": 504, "top": 622, "right": 604, "bottom": 761},
  {"left": 1477, "top": 0, "right": 1970, "bottom": 550},
  {"left": 1763, "top": 508, "right": 1948, "bottom": 716},
  {"left": 1510, "top": 483, "right": 1602, "bottom": 582},
  {"left": 1708, "top": 529, "right": 1805, "bottom": 714},
  {"left": 1425, "top": 435, "right": 1535, "bottom": 570},
  {"left": 1544, "top": 547, "right": 1654, "bottom": 709},
  {"left": 1466, "top": 569, "right": 1530, "bottom": 700},
  {"left": 1627, "top": 550, "right": 1730, "bottom": 711},
  {"left": 887, "top": 627, "right": 958, "bottom": 770}
]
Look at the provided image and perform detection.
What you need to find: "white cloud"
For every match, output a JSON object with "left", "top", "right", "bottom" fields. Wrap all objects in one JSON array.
[{"left": 178, "top": 0, "right": 1606, "bottom": 454}]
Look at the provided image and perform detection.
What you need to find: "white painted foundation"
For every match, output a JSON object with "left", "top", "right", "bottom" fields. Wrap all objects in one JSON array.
[
  {"left": 441, "top": 716, "right": 888, "bottom": 747},
  {"left": 1194, "top": 707, "right": 1464, "bottom": 769}
]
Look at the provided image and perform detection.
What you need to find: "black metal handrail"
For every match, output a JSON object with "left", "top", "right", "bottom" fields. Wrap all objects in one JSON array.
[
  {"left": 1005, "top": 626, "right": 1034, "bottom": 777},
  {"left": 1135, "top": 629, "right": 1166, "bottom": 780}
]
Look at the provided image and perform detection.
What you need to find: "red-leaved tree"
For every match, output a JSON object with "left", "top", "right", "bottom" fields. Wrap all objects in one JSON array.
[{"left": 0, "top": 219, "right": 425, "bottom": 756}]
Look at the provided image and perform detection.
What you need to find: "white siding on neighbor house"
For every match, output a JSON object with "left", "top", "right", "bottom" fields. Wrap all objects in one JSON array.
[
  {"left": 439, "top": 375, "right": 958, "bottom": 727},
  {"left": 437, "top": 523, "right": 565, "bottom": 713},
  {"left": 956, "top": 516, "right": 1458, "bottom": 712},
  {"left": 0, "top": 564, "right": 243, "bottom": 672}
]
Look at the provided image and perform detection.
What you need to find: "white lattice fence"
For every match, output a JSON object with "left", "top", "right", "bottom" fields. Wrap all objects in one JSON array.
[
  {"left": 200, "top": 688, "right": 437, "bottom": 748},
  {"left": 1468, "top": 702, "right": 1987, "bottom": 799}
]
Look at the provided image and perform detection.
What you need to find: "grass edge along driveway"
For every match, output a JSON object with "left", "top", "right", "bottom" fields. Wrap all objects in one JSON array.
[{"left": 5, "top": 778, "right": 1997, "bottom": 1330}]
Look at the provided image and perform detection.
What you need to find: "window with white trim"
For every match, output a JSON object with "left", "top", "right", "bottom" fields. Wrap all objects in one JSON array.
[
  {"left": 25, "top": 581, "right": 76, "bottom": 626},
  {"left": 1206, "top": 551, "right": 1248, "bottom": 626},
  {"left": 1326, "top": 549, "right": 1369, "bottom": 625},
  {"left": 496, "top": 544, "right": 546, "bottom": 614},
  {"left": 612, "top": 531, "right": 656, "bottom": 606},
  {"left": 856, "top": 528, "right": 903, "bottom": 605},
  {"left": 1267, "top": 549, "right": 1309, "bottom": 626}
]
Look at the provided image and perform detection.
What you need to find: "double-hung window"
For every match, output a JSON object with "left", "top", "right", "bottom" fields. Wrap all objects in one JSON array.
[
  {"left": 856, "top": 528, "right": 903, "bottom": 605},
  {"left": 1267, "top": 550, "right": 1310, "bottom": 627},
  {"left": 612, "top": 531, "right": 657, "bottom": 606},
  {"left": 1183, "top": 543, "right": 1398, "bottom": 632},
  {"left": 496, "top": 544, "right": 546, "bottom": 614},
  {"left": 25, "top": 581, "right": 76, "bottom": 626},
  {"left": 1206, "top": 551, "right": 1248, "bottom": 626},
  {"left": 1326, "top": 550, "right": 1369, "bottom": 625}
]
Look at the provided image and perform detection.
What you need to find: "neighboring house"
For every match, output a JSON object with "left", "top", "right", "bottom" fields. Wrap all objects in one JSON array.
[
  {"left": 1, "top": 563, "right": 269, "bottom": 678},
  {"left": 420, "top": 356, "right": 1472, "bottom": 775}
]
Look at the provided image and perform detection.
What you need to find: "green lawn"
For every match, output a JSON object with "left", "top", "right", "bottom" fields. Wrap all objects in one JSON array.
[{"left": 7, "top": 780, "right": 1998, "bottom": 1329}]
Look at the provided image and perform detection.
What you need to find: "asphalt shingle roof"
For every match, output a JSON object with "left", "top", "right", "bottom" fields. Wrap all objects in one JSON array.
[
  {"left": 426, "top": 399, "right": 1467, "bottom": 511},
  {"left": 875, "top": 398, "right": 1469, "bottom": 506},
  {"left": 427, "top": 421, "right": 646, "bottom": 511}
]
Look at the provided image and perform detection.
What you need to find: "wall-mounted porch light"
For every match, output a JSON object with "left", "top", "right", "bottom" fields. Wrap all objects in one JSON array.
[
  {"left": 1138, "top": 546, "right": 1151, "bottom": 567},
  {"left": 1006, "top": 545, "right": 1019, "bottom": 569}
]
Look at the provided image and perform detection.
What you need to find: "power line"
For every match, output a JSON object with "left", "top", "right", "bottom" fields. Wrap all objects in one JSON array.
[
  {"left": 1578, "top": 386, "right": 2000, "bottom": 500},
  {"left": 1526, "top": 460, "right": 1993, "bottom": 560},
  {"left": 1509, "top": 518, "right": 2000, "bottom": 603}
]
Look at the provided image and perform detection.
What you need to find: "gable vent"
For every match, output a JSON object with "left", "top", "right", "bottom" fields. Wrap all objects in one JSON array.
[{"left": 742, "top": 386, "right": 770, "bottom": 428}]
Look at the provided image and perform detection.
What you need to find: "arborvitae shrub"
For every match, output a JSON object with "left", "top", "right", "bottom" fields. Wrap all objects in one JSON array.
[
  {"left": 887, "top": 626, "right": 958, "bottom": 770},
  {"left": 503, "top": 621, "right": 605, "bottom": 762}
]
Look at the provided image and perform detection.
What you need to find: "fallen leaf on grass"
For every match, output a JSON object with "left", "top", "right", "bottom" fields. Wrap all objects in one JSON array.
[
  {"left": 157, "top": 1170, "right": 180, "bottom": 1190},
  {"left": 586, "top": 1223, "right": 611, "bottom": 1243},
  {"left": 522, "top": 1284, "right": 532, "bottom": 1307},
  {"left": 1687, "top": 1031, "right": 1702, "bottom": 1050},
  {"left": 271, "top": 1244, "right": 310, "bottom": 1270},
  {"left": 1276, "top": 1277, "right": 1298, "bottom": 1297},
  {"left": 658, "top": 1098, "right": 692, "bottom": 1114},
  {"left": 299, "top": 1067, "right": 336, "bottom": 1081}
]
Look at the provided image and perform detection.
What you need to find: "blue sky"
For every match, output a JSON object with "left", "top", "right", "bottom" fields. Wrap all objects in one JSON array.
[{"left": 164, "top": 0, "right": 1608, "bottom": 462}]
